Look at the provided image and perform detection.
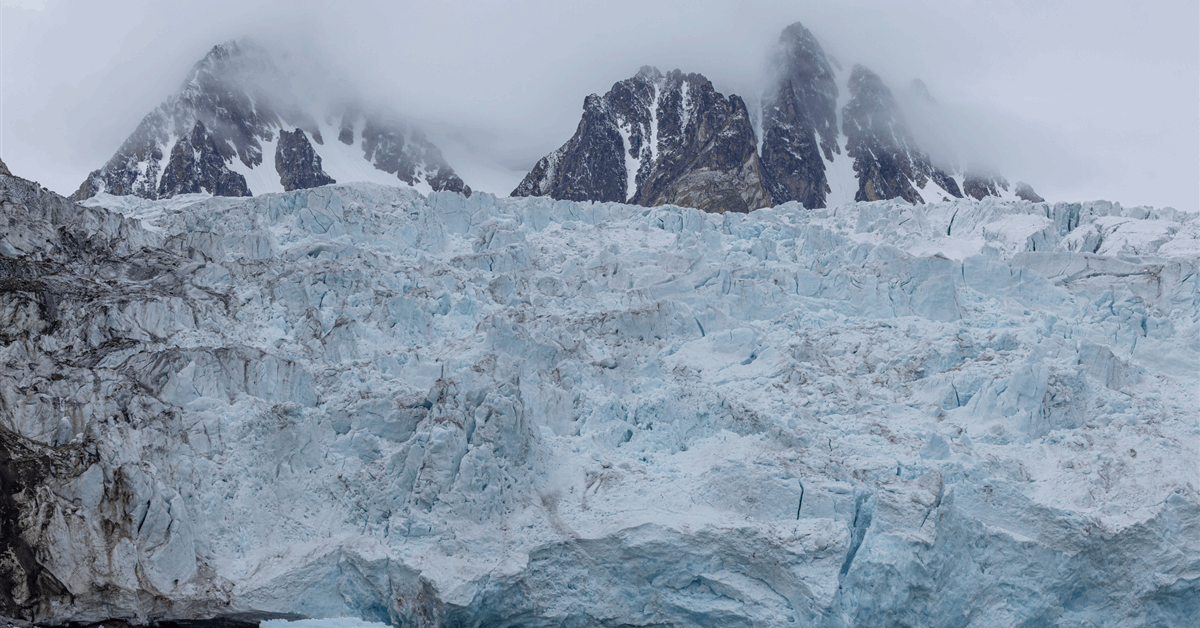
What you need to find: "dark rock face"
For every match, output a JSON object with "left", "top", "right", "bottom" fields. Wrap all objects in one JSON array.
[
  {"left": 1015, "top": 181, "right": 1045, "bottom": 203},
  {"left": 512, "top": 92, "right": 626, "bottom": 202},
  {"left": 962, "top": 172, "right": 1009, "bottom": 200},
  {"left": 1, "top": 157, "right": 13, "bottom": 177},
  {"left": 513, "top": 67, "right": 770, "bottom": 213},
  {"left": 759, "top": 22, "right": 840, "bottom": 208},
  {"left": 275, "top": 129, "right": 335, "bottom": 192},
  {"left": 635, "top": 71, "right": 771, "bottom": 213},
  {"left": 843, "top": 65, "right": 961, "bottom": 204},
  {"left": 157, "top": 121, "right": 251, "bottom": 198},
  {"left": 74, "top": 41, "right": 470, "bottom": 201},
  {"left": 359, "top": 116, "right": 471, "bottom": 197}
]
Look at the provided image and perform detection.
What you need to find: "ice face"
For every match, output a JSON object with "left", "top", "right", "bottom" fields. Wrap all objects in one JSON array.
[{"left": 4, "top": 171, "right": 1196, "bottom": 627}]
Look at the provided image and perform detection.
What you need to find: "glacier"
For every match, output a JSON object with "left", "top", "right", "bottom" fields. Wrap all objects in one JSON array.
[{"left": 1, "top": 169, "right": 1197, "bottom": 627}]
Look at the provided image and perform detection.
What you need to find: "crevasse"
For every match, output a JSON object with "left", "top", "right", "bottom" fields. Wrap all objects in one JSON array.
[{"left": 1, "top": 175, "right": 1196, "bottom": 627}]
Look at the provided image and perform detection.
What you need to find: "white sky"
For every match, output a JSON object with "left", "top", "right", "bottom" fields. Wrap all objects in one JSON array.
[{"left": 1, "top": 0, "right": 1196, "bottom": 209}]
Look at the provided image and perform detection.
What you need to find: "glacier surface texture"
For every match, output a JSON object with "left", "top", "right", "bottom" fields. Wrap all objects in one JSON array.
[{"left": 1, "top": 172, "right": 1197, "bottom": 627}]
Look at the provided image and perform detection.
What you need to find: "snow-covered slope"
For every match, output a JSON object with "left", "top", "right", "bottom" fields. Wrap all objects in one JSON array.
[{"left": 2, "top": 165, "right": 1197, "bottom": 626}]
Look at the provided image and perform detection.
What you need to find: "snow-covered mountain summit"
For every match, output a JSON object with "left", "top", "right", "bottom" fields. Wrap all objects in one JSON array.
[
  {"left": 71, "top": 41, "right": 470, "bottom": 202},
  {"left": 517, "top": 21, "right": 1042, "bottom": 211}
]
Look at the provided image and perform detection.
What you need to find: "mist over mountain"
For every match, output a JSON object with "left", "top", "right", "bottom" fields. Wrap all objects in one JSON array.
[
  {"left": 515, "top": 22, "right": 1040, "bottom": 212},
  {"left": 3, "top": 1, "right": 1194, "bottom": 209},
  {"left": 72, "top": 41, "right": 470, "bottom": 202},
  {"left": 70, "top": 22, "right": 1049, "bottom": 214}
]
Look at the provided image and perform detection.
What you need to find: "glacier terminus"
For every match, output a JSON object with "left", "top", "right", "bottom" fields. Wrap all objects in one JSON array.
[{"left": 0, "top": 158, "right": 1196, "bottom": 627}]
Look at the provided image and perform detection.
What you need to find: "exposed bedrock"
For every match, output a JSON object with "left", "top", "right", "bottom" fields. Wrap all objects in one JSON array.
[
  {"left": 275, "top": 129, "right": 335, "bottom": 192},
  {"left": 513, "top": 67, "right": 771, "bottom": 213}
]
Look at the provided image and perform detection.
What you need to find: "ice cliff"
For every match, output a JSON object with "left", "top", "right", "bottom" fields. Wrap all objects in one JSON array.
[{"left": 1, "top": 166, "right": 1197, "bottom": 626}]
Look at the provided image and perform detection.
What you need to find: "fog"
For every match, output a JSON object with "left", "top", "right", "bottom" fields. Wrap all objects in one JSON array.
[{"left": 2, "top": 0, "right": 1196, "bottom": 209}]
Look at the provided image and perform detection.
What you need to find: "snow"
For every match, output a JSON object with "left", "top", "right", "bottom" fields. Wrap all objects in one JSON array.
[
  {"left": 649, "top": 81, "right": 661, "bottom": 165},
  {"left": 219, "top": 119, "right": 443, "bottom": 198},
  {"left": 824, "top": 64, "right": 859, "bottom": 208},
  {"left": 617, "top": 121, "right": 639, "bottom": 202},
  {"left": 313, "top": 118, "right": 428, "bottom": 192},
  {"left": 677, "top": 79, "right": 689, "bottom": 135},
  {"left": 227, "top": 133, "right": 286, "bottom": 195},
  {"left": 85, "top": 190, "right": 213, "bottom": 232},
  {"left": 29, "top": 184, "right": 1200, "bottom": 626},
  {"left": 915, "top": 172, "right": 957, "bottom": 204},
  {"left": 152, "top": 128, "right": 177, "bottom": 192}
]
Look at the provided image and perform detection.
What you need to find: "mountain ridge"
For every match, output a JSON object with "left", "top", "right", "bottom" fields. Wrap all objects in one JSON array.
[{"left": 72, "top": 40, "right": 470, "bottom": 202}]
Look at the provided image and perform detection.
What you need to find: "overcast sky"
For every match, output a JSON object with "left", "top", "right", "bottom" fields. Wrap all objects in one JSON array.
[{"left": 2, "top": 0, "right": 1196, "bottom": 209}]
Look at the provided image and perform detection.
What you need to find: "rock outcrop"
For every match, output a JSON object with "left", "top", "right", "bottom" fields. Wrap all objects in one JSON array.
[
  {"left": 158, "top": 120, "right": 251, "bottom": 197},
  {"left": 759, "top": 22, "right": 841, "bottom": 209},
  {"left": 1015, "top": 181, "right": 1045, "bottom": 202},
  {"left": 517, "top": 22, "right": 1041, "bottom": 211},
  {"left": 360, "top": 116, "right": 471, "bottom": 197},
  {"left": 513, "top": 67, "right": 771, "bottom": 213},
  {"left": 275, "top": 129, "right": 335, "bottom": 192},
  {"left": 842, "top": 65, "right": 962, "bottom": 204}
]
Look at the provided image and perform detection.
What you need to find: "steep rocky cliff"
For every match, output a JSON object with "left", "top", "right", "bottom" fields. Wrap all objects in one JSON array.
[
  {"left": 842, "top": 65, "right": 962, "bottom": 204},
  {"left": 275, "top": 129, "right": 335, "bottom": 192},
  {"left": 512, "top": 67, "right": 771, "bottom": 213},
  {"left": 759, "top": 22, "right": 840, "bottom": 209}
]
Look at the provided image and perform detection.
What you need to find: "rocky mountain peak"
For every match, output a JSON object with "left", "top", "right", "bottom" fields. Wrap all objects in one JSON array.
[
  {"left": 843, "top": 64, "right": 962, "bottom": 204},
  {"left": 512, "top": 66, "right": 771, "bottom": 212},
  {"left": 772, "top": 22, "right": 839, "bottom": 155},
  {"left": 72, "top": 41, "right": 469, "bottom": 202},
  {"left": 515, "top": 21, "right": 1039, "bottom": 211},
  {"left": 758, "top": 21, "right": 842, "bottom": 209},
  {"left": 636, "top": 65, "right": 663, "bottom": 81}
]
